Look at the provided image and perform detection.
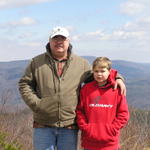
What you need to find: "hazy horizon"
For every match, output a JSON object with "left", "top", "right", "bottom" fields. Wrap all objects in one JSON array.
[{"left": 0, "top": 56, "right": 150, "bottom": 64}]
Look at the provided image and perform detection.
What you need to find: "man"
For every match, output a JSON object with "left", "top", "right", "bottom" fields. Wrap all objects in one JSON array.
[{"left": 18, "top": 27, "right": 126, "bottom": 150}]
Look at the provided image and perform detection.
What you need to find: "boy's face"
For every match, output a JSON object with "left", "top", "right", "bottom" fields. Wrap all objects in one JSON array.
[{"left": 93, "top": 67, "right": 110, "bottom": 85}]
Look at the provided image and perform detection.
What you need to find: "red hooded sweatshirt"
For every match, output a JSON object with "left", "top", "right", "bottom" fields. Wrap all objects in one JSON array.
[{"left": 76, "top": 69, "right": 129, "bottom": 150}]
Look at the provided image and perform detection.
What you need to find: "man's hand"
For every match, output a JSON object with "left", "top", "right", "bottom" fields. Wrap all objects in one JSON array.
[{"left": 114, "top": 79, "right": 126, "bottom": 96}]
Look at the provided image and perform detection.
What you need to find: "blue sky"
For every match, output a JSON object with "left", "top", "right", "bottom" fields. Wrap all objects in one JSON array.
[{"left": 0, "top": 0, "right": 150, "bottom": 62}]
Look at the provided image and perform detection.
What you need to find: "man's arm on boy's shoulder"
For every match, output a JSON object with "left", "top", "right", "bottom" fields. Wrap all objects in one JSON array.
[
  {"left": 114, "top": 78, "right": 126, "bottom": 96},
  {"left": 113, "top": 72, "right": 126, "bottom": 96}
]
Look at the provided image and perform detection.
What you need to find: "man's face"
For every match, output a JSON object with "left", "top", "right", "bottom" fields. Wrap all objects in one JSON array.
[{"left": 49, "top": 35, "right": 69, "bottom": 58}]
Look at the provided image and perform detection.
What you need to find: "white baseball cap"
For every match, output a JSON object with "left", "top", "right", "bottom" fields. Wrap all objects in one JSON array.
[{"left": 50, "top": 27, "right": 69, "bottom": 39}]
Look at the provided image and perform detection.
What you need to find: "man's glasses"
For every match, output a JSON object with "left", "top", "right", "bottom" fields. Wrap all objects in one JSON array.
[{"left": 52, "top": 36, "right": 68, "bottom": 42}]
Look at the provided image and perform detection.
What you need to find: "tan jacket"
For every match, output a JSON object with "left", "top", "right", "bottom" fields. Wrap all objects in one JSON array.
[{"left": 19, "top": 44, "right": 91, "bottom": 127}]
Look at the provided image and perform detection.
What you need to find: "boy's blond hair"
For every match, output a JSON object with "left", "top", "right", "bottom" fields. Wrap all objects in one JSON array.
[{"left": 92, "top": 57, "right": 112, "bottom": 70}]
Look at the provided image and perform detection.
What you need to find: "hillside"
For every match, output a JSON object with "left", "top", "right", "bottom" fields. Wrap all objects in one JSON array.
[
  {"left": 83, "top": 56, "right": 150, "bottom": 80},
  {"left": 0, "top": 57, "right": 150, "bottom": 110}
]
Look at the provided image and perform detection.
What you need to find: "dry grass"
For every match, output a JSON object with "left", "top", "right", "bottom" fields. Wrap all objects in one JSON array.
[
  {"left": 120, "top": 107, "right": 150, "bottom": 150},
  {"left": 0, "top": 106, "right": 150, "bottom": 150},
  {"left": 0, "top": 109, "right": 33, "bottom": 150}
]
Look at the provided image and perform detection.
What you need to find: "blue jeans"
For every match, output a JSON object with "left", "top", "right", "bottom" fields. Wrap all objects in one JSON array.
[{"left": 33, "top": 127, "right": 78, "bottom": 150}]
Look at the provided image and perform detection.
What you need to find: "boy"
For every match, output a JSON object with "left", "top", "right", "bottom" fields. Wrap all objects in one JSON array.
[{"left": 76, "top": 57, "right": 129, "bottom": 150}]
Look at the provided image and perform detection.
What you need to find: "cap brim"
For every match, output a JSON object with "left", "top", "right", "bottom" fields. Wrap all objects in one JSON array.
[{"left": 51, "top": 34, "right": 68, "bottom": 38}]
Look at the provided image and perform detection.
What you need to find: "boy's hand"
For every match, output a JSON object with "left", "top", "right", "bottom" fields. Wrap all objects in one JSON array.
[{"left": 114, "top": 79, "right": 126, "bottom": 96}]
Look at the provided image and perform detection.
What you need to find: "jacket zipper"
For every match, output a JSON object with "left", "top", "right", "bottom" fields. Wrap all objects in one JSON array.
[{"left": 58, "top": 77, "right": 61, "bottom": 127}]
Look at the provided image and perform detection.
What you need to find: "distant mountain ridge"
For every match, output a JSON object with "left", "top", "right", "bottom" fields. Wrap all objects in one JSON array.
[
  {"left": 83, "top": 56, "right": 150, "bottom": 80},
  {"left": 0, "top": 56, "right": 150, "bottom": 110}
]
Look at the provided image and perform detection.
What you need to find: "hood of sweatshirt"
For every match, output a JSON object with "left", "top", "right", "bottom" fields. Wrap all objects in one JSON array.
[{"left": 94, "top": 69, "right": 118, "bottom": 89}]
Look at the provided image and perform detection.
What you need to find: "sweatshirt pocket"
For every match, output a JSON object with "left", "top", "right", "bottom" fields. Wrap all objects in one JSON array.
[{"left": 86, "top": 123, "right": 117, "bottom": 142}]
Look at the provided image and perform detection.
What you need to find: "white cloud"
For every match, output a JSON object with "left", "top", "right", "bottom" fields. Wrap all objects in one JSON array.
[
  {"left": 72, "top": 15, "right": 150, "bottom": 62},
  {"left": 90, "top": 30, "right": 144, "bottom": 41},
  {"left": 74, "top": 13, "right": 150, "bottom": 42},
  {"left": 120, "top": 0, "right": 150, "bottom": 16},
  {"left": 87, "top": 30, "right": 104, "bottom": 36},
  {"left": 86, "top": 30, "right": 109, "bottom": 40},
  {"left": 130, "top": 0, "right": 150, "bottom": 4},
  {"left": 120, "top": 1, "right": 145, "bottom": 15},
  {"left": 73, "top": 29, "right": 143, "bottom": 41},
  {"left": 65, "top": 26, "right": 75, "bottom": 33},
  {"left": 18, "top": 32, "right": 35, "bottom": 39},
  {"left": 111, "top": 30, "right": 145, "bottom": 41},
  {"left": 72, "top": 30, "right": 106, "bottom": 41},
  {"left": 0, "top": 17, "right": 37, "bottom": 28},
  {"left": 0, "top": 17, "right": 38, "bottom": 44},
  {"left": 0, "top": 37, "right": 44, "bottom": 61},
  {"left": 0, "top": 0, "right": 53, "bottom": 9},
  {"left": 10, "top": 17, "right": 37, "bottom": 26},
  {"left": 71, "top": 35, "right": 79, "bottom": 41},
  {"left": 23, "top": 42, "right": 42, "bottom": 47},
  {"left": 124, "top": 17, "right": 150, "bottom": 31}
]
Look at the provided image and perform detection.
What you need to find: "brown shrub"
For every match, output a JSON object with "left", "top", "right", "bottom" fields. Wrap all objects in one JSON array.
[{"left": 0, "top": 106, "right": 150, "bottom": 150}]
